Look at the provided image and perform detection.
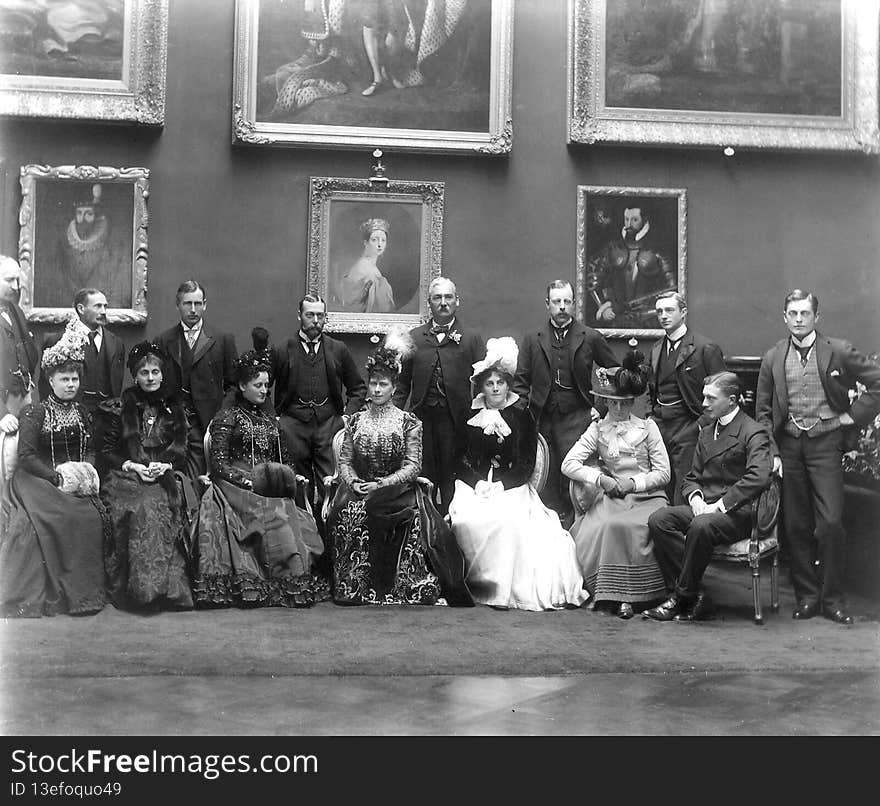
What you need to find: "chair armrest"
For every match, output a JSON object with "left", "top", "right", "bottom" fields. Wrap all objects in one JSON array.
[
  {"left": 321, "top": 476, "right": 340, "bottom": 523},
  {"left": 416, "top": 476, "right": 435, "bottom": 495}
]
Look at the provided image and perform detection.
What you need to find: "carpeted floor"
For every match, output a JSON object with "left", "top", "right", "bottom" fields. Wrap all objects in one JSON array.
[{"left": 2, "top": 566, "right": 879, "bottom": 679}]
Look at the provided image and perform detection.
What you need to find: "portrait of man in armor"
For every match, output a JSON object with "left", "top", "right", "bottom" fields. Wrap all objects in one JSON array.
[{"left": 579, "top": 188, "right": 684, "bottom": 332}]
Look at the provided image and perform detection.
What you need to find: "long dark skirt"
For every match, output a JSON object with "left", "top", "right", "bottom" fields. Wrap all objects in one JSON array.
[
  {"left": 101, "top": 469, "right": 195, "bottom": 611},
  {"left": 0, "top": 470, "right": 107, "bottom": 618},
  {"left": 194, "top": 479, "right": 325, "bottom": 608},
  {"left": 328, "top": 482, "right": 442, "bottom": 605}
]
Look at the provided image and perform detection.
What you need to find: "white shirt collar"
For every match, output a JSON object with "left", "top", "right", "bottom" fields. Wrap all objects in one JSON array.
[
  {"left": 181, "top": 320, "right": 202, "bottom": 334},
  {"left": 666, "top": 324, "right": 687, "bottom": 343},
  {"left": 430, "top": 317, "right": 456, "bottom": 330},
  {"left": 299, "top": 329, "right": 322, "bottom": 344},
  {"left": 791, "top": 331, "right": 817, "bottom": 349},
  {"left": 622, "top": 220, "right": 650, "bottom": 242},
  {"left": 718, "top": 406, "right": 740, "bottom": 427}
]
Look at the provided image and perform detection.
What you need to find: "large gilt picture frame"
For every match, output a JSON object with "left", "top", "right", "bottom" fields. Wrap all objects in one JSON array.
[
  {"left": 0, "top": 0, "right": 168, "bottom": 124},
  {"left": 575, "top": 185, "right": 686, "bottom": 339},
  {"left": 307, "top": 175, "right": 444, "bottom": 333},
  {"left": 18, "top": 164, "right": 149, "bottom": 325},
  {"left": 568, "top": 0, "right": 880, "bottom": 153},
  {"left": 232, "top": 0, "right": 513, "bottom": 154}
]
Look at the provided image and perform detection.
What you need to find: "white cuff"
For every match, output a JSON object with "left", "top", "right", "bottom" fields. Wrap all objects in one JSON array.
[{"left": 632, "top": 474, "right": 646, "bottom": 493}]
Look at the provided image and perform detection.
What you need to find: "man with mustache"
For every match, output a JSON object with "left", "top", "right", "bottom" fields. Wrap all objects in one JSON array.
[
  {"left": 274, "top": 294, "right": 366, "bottom": 516},
  {"left": 586, "top": 205, "right": 676, "bottom": 329},
  {"left": 393, "top": 277, "right": 485, "bottom": 516},
  {"left": 1, "top": 256, "right": 40, "bottom": 510},
  {"left": 40, "top": 288, "right": 125, "bottom": 415},
  {"left": 513, "top": 279, "right": 617, "bottom": 527}
]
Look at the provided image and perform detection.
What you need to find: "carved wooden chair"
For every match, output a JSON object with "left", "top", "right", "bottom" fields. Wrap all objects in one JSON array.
[{"left": 711, "top": 474, "right": 781, "bottom": 625}]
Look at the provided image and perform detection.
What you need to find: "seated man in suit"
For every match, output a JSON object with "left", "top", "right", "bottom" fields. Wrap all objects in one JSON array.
[{"left": 643, "top": 371, "right": 772, "bottom": 621}]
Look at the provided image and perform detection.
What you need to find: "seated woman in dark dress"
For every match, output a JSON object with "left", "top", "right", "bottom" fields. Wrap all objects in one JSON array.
[
  {"left": 0, "top": 320, "right": 107, "bottom": 617},
  {"left": 327, "top": 333, "right": 471, "bottom": 606},
  {"left": 100, "top": 341, "right": 195, "bottom": 611},
  {"left": 195, "top": 350, "right": 325, "bottom": 608},
  {"left": 448, "top": 337, "right": 588, "bottom": 611}
]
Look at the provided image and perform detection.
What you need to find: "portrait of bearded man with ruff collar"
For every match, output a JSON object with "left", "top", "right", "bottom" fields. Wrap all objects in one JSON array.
[{"left": 37, "top": 182, "right": 133, "bottom": 310}]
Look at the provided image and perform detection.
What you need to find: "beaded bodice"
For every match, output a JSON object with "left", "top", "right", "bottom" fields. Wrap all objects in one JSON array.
[
  {"left": 209, "top": 401, "right": 287, "bottom": 486},
  {"left": 339, "top": 403, "right": 421, "bottom": 487},
  {"left": 38, "top": 396, "right": 89, "bottom": 464},
  {"left": 350, "top": 403, "right": 407, "bottom": 480}
]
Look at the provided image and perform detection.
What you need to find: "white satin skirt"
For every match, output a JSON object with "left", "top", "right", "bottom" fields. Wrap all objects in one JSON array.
[{"left": 449, "top": 480, "right": 589, "bottom": 612}]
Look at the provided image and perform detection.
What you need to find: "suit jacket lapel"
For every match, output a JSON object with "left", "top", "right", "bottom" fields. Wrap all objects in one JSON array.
[
  {"left": 323, "top": 336, "right": 338, "bottom": 378},
  {"left": 190, "top": 326, "right": 215, "bottom": 365},
  {"left": 815, "top": 333, "right": 832, "bottom": 382},
  {"left": 650, "top": 339, "right": 661, "bottom": 378},
  {"left": 538, "top": 328, "right": 552, "bottom": 368},
  {"left": 567, "top": 327, "right": 585, "bottom": 374},
  {"left": 772, "top": 338, "right": 789, "bottom": 412},
  {"left": 675, "top": 332, "right": 695, "bottom": 369},
  {"left": 702, "top": 412, "right": 742, "bottom": 462}
]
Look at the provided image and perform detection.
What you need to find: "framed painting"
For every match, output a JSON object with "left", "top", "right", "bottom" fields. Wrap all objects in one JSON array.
[
  {"left": 18, "top": 164, "right": 149, "bottom": 325},
  {"left": 232, "top": 0, "right": 513, "bottom": 153},
  {"left": 568, "top": 0, "right": 880, "bottom": 153},
  {"left": 307, "top": 175, "right": 444, "bottom": 333},
  {"left": 0, "top": 0, "right": 168, "bottom": 124},
  {"left": 575, "top": 184, "right": 686, "bottom": 338}
]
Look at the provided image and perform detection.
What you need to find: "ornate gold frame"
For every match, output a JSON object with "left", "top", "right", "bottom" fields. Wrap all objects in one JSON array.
[
  {"left": 568, "top": 0, "right": 880, "bottom": 153},
  {"left": 18, "top": 164, "right": 149, "bottom": 325},
  {"left": 307, "top": 175, "right": 444, "bottom": 333},
  {"left": 0, "top": 0, "right": 168, "bottom": 124},
  {"left": 575, "top": 184, "right": 687, "bottom": 339},
  {"left": 232, "top": 0, "right": 513, "bottom": 153}
]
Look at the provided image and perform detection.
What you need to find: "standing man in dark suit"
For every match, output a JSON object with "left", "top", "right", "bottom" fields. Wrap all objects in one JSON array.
[
  {"left": 1, "top": 256, "right": 39, "bottom": 488},
  {"left": 155, "top": 279, "right": 237, "bottom": 476},
  {"left": 649, "top": 291, "right": 726, "bottom": 505},
  {"left": 40, "top": 288, "right": 125, "bottom": 415},
  {"left": 756, "top": 289, "right": 880, "bottom": 625},
  {"left": 275, "top": 294, "right": 366, "bottom": 510},
  {"left": 393, "top": 277, "right": 485, "bottom": 515},
  {"left": 513, "top": 279, "right": 617, "bottom": 525},
  {"left": 644, "top": 371, "right": 773, "bottom": 621}
]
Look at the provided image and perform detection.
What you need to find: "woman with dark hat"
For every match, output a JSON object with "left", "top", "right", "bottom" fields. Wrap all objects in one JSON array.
[
  {"left": 194, "top": 350, "right": 325, "bottom": 608},
  {"left": 0, "top": 318, "right": 107, "bottom": 617},
  {"left": 448, "top": 337, "right": 588, "bottom": 611},
  {"left": 327, "top": 328, "right": 470, "bottom": 606},
  {"left": 562, "top": 341, "right": 671, "bottom": 619},
  {"left": 100, "top": 341, "right": 195, "bottom": 610}
]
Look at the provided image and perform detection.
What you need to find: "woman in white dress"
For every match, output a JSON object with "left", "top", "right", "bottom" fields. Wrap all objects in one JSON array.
[
  {"left": 337, "top": 218, "right": 395, "bottom": 313},
  {"left": 448, "top": 337, "right": 588, "bottom": 611},
  {"left": 562, "top": 343, "right": 670, "bottom": 619}
]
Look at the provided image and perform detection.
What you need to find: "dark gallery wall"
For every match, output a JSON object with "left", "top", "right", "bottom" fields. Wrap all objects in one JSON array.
[{"left": 1, "top": 0, "right": 878, "bottom": 373}]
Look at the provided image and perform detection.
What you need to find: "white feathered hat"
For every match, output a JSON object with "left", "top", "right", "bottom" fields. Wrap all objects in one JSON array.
[{"left": 469, "top": 336, "right": 518, "bottom": 384}]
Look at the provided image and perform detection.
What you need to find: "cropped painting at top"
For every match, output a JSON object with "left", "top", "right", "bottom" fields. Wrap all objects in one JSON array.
[
  {"left": 605, "top": 0, "right": 841, "bottom": 117},
  {"left": 0, "top": 0, "right": 126, "bottom": 82},
  {"left": 233, "top": 0, "right": 514, "bottom": 153},
  {"left": 568, "top": 0, "right": 880, "bottom": 152}
]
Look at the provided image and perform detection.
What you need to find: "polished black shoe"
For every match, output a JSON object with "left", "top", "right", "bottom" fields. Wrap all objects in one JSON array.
[
  {"left": 822, "top": 608, "right": 854, "bottom": 625},
  {"left": 643, "top": 595, "right": 682, "bottom": 621},
  {"left": 617, "top": 602, "right": 634, "bottom": 620},
  {"left": 792, "top": 603, "right": 819, "bottom": 620},
  {"left": 674, "top": 591, "right": 714, "bottom": 622}
]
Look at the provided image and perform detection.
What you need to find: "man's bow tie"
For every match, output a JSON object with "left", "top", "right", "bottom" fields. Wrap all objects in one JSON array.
[{"left": 430, "top": 323, "right": 450, "bottom": 335}]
